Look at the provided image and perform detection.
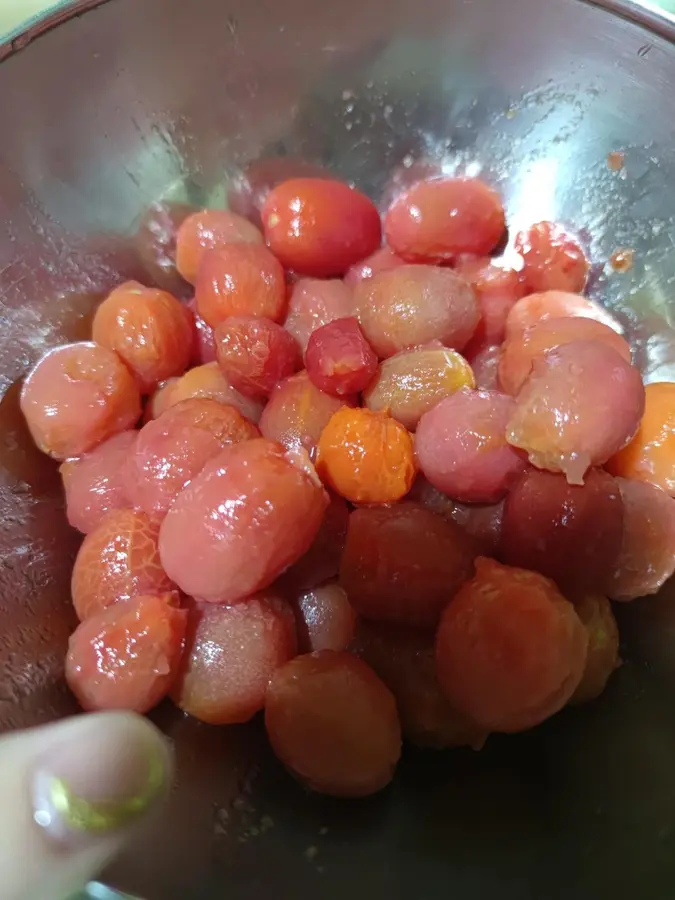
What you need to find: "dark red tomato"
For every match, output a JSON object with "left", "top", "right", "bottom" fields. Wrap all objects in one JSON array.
[
  {"left": 280, "top": 492, "right": 350, "bottom": 593},
  {"left": 305, "top": 317, "right": 378, "bottom": 397},
  {"left": 66, "top": 593, "right": 186, "bottom": 713},
  {"left": 340, "top": 504, "right": 475, "bottom": 628},
  {"left": 515, "top": 222, "right": 589, "bottom": 294},
  {"left": 261, "top": 178, "right": 382, "bottom": 277},
  {"left": 353, "top": 621, "right": 488, "bottom": 750},
  {"left": 195, "top": 243, "right": 287, "bottom": 328},
  {"left": 344, "top": 247, "right": 406, "bottom": 289},
  {"left": 215, "top": 316, "right": 302, "bottom": 399},
  {"left": 265, "top": 651, "right": 401, "bottom": 798},
  {"left": 227, "top": 157, "right": 327, "bottom": 228},
  {"left": 134, "top": 200, "right": 194, "bottom": 297},
  {"left": 500, "top": 468, "right": 624, "bottom": 592},
  {"left": 384, "top": 177, "right": 506, "bottom": 263}
]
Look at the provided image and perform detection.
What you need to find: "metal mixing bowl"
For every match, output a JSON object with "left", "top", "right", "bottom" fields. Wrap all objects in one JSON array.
[{"left": 3, "top": 0, "right": 675, "bottom": 897}]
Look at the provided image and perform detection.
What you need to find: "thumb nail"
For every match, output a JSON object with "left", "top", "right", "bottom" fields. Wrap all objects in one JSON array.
[{"left": 32, "top": 712, "right": 171, "bottom": 849}]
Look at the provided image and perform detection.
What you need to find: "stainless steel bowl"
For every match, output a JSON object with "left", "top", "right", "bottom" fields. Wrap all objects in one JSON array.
[{"left": 3, "top": 0, "right": 675, "bottom": 897}]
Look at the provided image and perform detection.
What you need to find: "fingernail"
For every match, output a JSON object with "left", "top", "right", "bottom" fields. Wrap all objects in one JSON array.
[{"left": 32, "top": 712, "right": 171, "bottom": 848}]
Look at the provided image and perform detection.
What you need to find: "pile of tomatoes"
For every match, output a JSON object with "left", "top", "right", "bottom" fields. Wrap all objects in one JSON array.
[{"left": 18, "top": 163, "right": 675, "bottom": 798}]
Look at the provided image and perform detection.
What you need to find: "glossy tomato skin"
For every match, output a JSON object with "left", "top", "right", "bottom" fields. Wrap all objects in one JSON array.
[
  {"left": 291, "top": 582, "right": 357, "bottom": 654},
  {"left": 125, "top": 398, "right": 260, "bottom": 521},
  {"left": 384, "top": 177, "right": 506, "bottom": 263},
  {"left": 172, "top": 592, "right": 297, "bottom": 725},
  {"left": 262, "top": 178, "right": 382, "bottom": 277},
  {"left": 505, "top": 291, "right": 623, "bottom": 341},
  {"left": 454, "top": 256, "right": 526, "bottom": 349},
  {"left": 146, "top": 362, "right": 264, "bottom": 425},
  {"left": 61, "top": 430, "right": 137, "bottom": 534},
  {"left": 344, "top": 247, "right": 406, "bottom": 288},
  {"left": 500, "top": 468, "right": 624, "bottom": 593},
  {"left": 215, "top": 315, "right": 301, "bottom": 399},
  {"left": 175, "top": 208, "right": 263, "bottom": 284},
  {"left": 20, "top": 342, "right": 141, "bottom": 460},
  {"left": 284, "top": 278, "right": 353, "bottom": 352},
  {"left": 66, "top": 592, "right": 186, "bottom": 713},
  {"left": 305, "top": 317, "right": 378, "bottom": 397},
  {"left": 228, "top": 157, "right": 327, "bottom": 228},
  {"left": 158, "top": 438, "right": 328, "bottom": 604},
  {"left": 515, "top": 222, "right": 589, "bottom": 294},
  {"left": 71, "top": 507, "right": 174, "bottom": 621},
  {"left": 92, "top": 281, "right": 193, "bottom": 393}
]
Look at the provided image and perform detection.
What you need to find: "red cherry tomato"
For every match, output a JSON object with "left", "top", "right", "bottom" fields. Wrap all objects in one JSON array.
[
  {"left": 384, "top": 177, "right": 506, "bottom": 263},
  {"left": 305, "top": 317, "right": 378, "bottom": 397},
  {"left": 515, "top": 222, "right": 589, "bottom": 294},
  {"left": 262, "top": 178, "right": 382, "bottom": 277},
  {"left": 215, "top": 315, "right": 302, "bottom": 399}
]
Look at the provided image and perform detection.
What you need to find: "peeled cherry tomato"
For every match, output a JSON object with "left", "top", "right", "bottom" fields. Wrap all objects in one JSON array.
[
  {"left": 500, "top": 468, "right": 624, "bottom": 592},
  {"left": 71, "top": 508, "right": 174, "bottom": 621},
  {"left": 135, "top": 200, "right": 193, "bottom": 296},
  {"left": 355, "top": 265, "right": 479, "bottom": 359},
  {"left": 305, "top": 317, "right": 378, "bottom": 397},
  {"left": 498, "top": 317, "right": 632, "bottom": 396},
  {"left": 20, "top": 342, "right": 141, "bottom": 460},
  {"left": 569, "top": 593, "right": 620, "bottom": 705},
  {"left": 416, "top": 388, "right": 527, "bottom": 503},
  {"left": 66, "top": 593, "right": 186, "bottom": 713},
  {"left": 262, "top": 178, "right": 381, "bottom": 277},
  {"left": 195, "top": 243, "right": 286, "bottom": 329},
  {"left": 260, "top": 370, "right": 353, "bottom": 460},
  {"left": 284, "top": 278, "right": 353, "bottom": 352},
  {"left": 61, "top": 430, "right": 137, "bottom": 534},
  {"left": 505, "top": 291, "right": 623, "bottom": 340},
  {"left": 466, "top": 342, "right": 500, "bottom": 391},
  {"left": 215, "top": 316, "right": 301, "bottom": 399},
  {"left": 435, "top": 558, "right": 588, "bottom": 733},
  {"left": 147, "top": 362, "right": 264, "bottom": 424},
  {"left": 159, "top": 438, "right": 327, "bottom": 604},
  {"left": 384, "top": 177, "right": 506, "bottom": 263},
  {"left": 265, "top": 651, "right": 401, "bottom": 798},
  {"left": 185, "top": 297, "right": 217, "bottom": 366},
  {"left": 515, "top": 222, "right": 589, "bottom": 294},
  {"left": 316, "top": 407, "right": 416, "bottom": 504},
  {"left": 344, "top": 246, "right": 406, "bottom": 288},
  {"left": 610, "top": 478, "right": 675, "bottom": 601},
  {"left": 291, "top": 581, "right": 357, "bottom": 653},
  {"left": 280, "top": 493, "right": 350, "bottom": 593},
  {"left": 175, "top": 208, "right": 263, "bottom": 284},
  {"left": 340, "top": 504, "right": 475, "bottom": 628},
  {"left": 364, "top": 346, "right": 475, "bottom": 431},
  {"left": 353, "top": 622, "right": 487, "bottom": 749},
  {"left": 125, "top": 398, "right": 260, "bottom": 521},
  {"left": 172, "top": 592, "right": 297, "bottom": 725},
  {"left": 506, "top": 340, "right": 645, "bottom": 484},
  {"left": 454, "top": 256, "right": 526, "bottom": 349},
  {"left": 228, "top": 157, "right": 327, "bottom": 228},
  {"left": 607, "top": 382, "right": 675, "bottom": 496},
  {"left": 92, "top": 281, "right": 193, "bottom": 393}
]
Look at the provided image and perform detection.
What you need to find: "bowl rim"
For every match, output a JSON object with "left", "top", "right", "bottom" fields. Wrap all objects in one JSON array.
[{"left": 1, "top": 0, "right": 675, "bottom": 63}]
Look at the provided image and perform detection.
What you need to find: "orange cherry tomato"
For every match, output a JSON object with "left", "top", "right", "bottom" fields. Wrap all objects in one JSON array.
[
  {"left": 175, "top": 208, "right": 263, "bottom": 284},
  {"left": 316, "top": 406, "right": 416, "bottom": 504},
  {"left": 261, "top": 178, "right": 382, "bottom": 277},
  {"left": 607, "top": 382, "right": 675, "bottom": 496},
  {"left": 92, "top": 281, "right": 193, "bottom": 393}
]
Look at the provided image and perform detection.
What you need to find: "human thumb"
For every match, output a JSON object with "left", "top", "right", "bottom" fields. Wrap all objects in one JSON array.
[{"left": 0, "top": 711, "right": 172, "bottom": 900}]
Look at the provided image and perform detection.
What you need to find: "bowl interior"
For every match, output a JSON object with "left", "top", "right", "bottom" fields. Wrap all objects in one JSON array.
[{"left": 3, "top": 0, "right": 675, "bottom": 897}]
